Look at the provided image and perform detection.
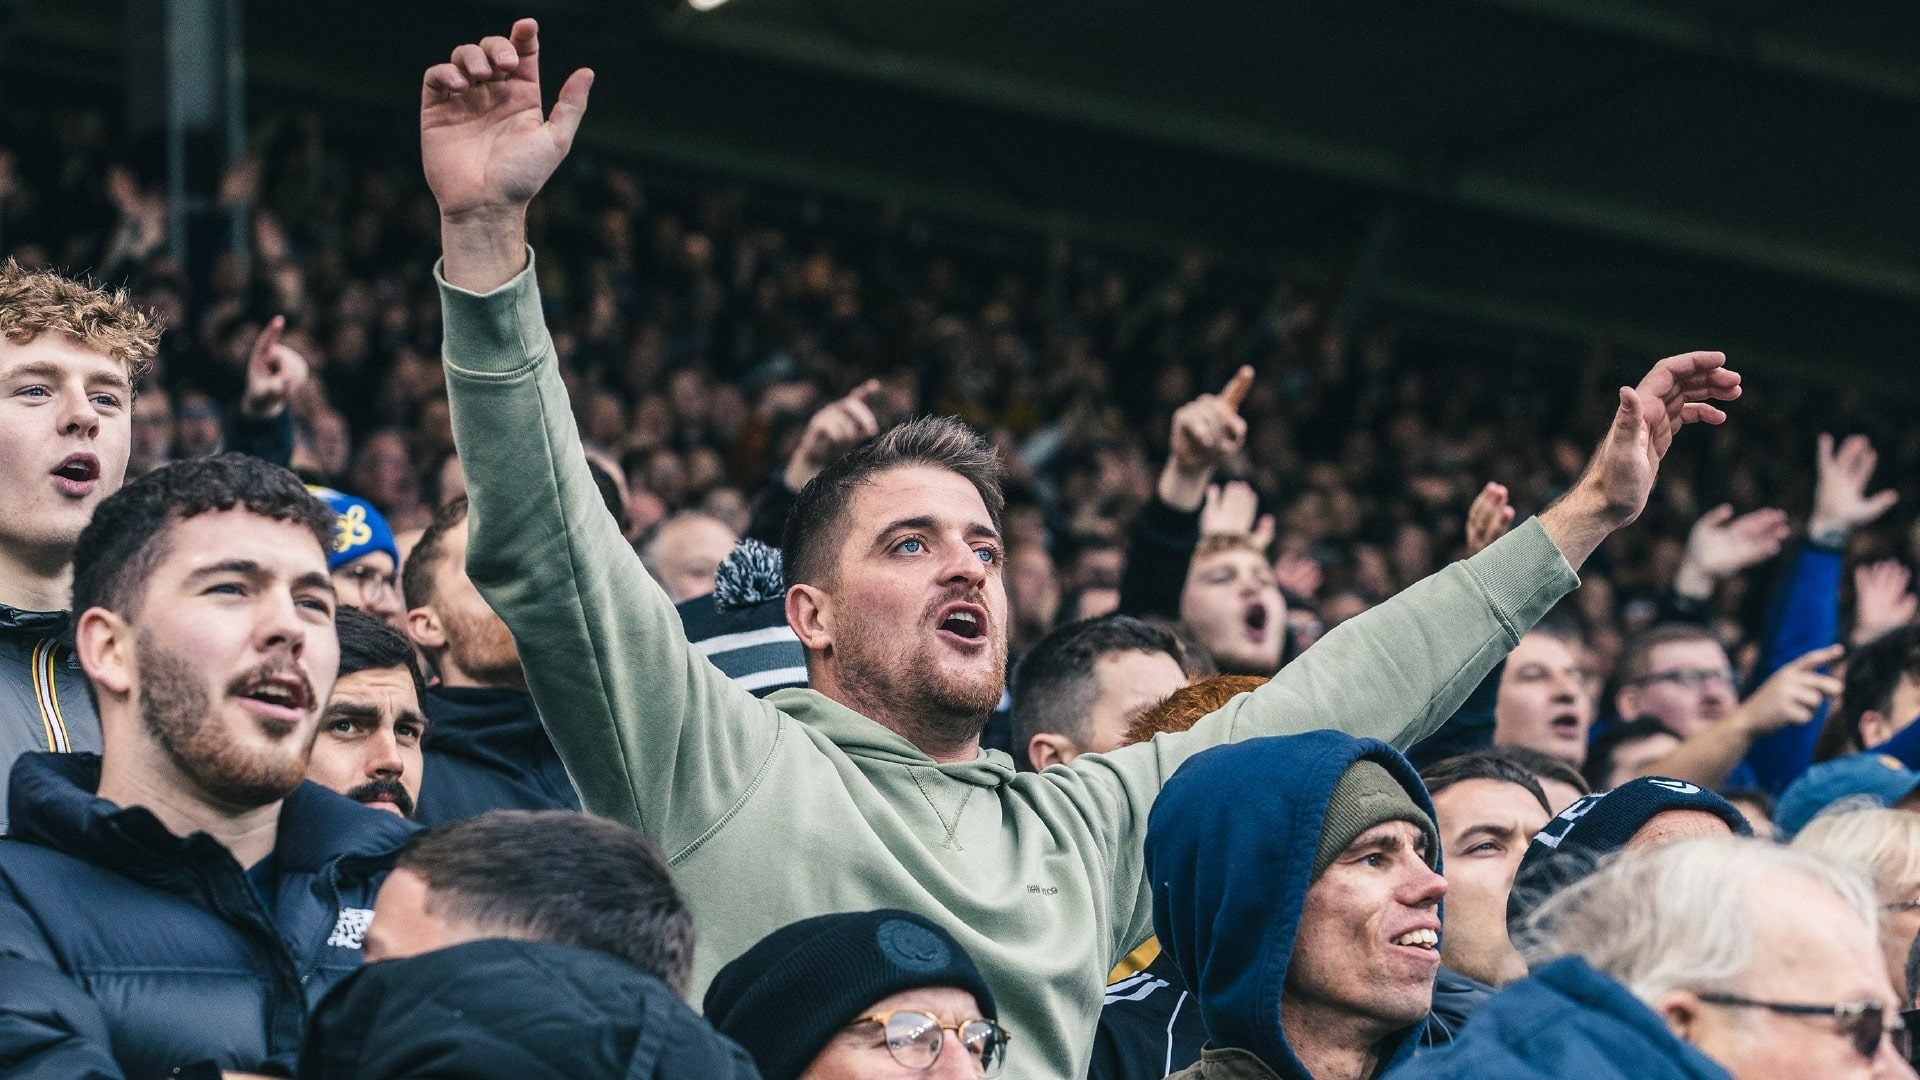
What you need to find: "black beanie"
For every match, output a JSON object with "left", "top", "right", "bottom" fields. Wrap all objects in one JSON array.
[
  {"left": 1507, "top": 776, "right": 1751, "bottom": 928},
  {"left": 703, "top": 909, "right": 997, "bottom": 1080}
]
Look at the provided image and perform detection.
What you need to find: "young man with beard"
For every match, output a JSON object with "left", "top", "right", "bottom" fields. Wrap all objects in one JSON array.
[
  {"left": 0, "top": 261, "right": 152, "bottom": 833},
  {"left": 422, "top": 20, "right": 1739, "bottom": 1075},
  {"left": 304, "top": 605, "right": 430, "bottom": 818},
  {"left": 401, "top": 496, "right": 578, "bottom": 823},
  {"left": 0, "top": 454, "right": 414, "bottom": 1078}
]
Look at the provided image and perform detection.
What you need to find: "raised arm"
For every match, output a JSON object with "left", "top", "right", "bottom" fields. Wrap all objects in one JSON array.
[
  {"left": 1118, "top": 367, "right": 1254, "bottom": 619},
  {"left": 1091, "top": 351, "right": 1743, "bottom": 785},
  {"left": 423, "top": 20, "right": 780, "bottom": 846}
]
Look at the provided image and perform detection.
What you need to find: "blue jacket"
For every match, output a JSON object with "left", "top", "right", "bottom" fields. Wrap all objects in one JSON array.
[
  {"left": 1147, "top": 730, "right": 1436, "bottom": 1079},
  {"left": 1743, "top": 543, "right": 1845, "bottom": 794},
  {"left": 413, "top": 686, "right": 580, "bottom": 825},
  {"left": 1392, "top": 956, "right": 1732, "bottom": 1079},
  {"left": 0, "top": 752, "right": 415, "bottom": 1078}
]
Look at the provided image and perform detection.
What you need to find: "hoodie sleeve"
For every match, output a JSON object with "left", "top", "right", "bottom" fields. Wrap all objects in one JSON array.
[
  {"left": 437, "top": 254, "right": 782, "bottom": 852},
  {"left": 1059, "top": 517, "right": 1576, "bottom": 960}
]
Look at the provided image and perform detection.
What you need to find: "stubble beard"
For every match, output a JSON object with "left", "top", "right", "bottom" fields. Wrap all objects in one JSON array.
[
  {"left": 137, "top": 632, "right": 311, "bottom": 809},
  {"left": 834, "top": 617, "right": 1006, "bottom": 754},
  {"left": 443, "top": 604, "right": 526, "bottom": 691}
]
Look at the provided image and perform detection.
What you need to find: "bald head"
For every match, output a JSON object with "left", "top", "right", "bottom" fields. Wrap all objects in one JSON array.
[{"left": 642, "top": 512, "right": 738, "bottom": 603}]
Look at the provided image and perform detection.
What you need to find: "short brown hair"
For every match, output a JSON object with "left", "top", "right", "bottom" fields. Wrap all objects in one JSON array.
[
  {"left": 1614, "top": 623, "right": 1724, "bottom": 687},
  {"left": 0, "top": 259, "right": 160, "bottom": 381},
  {"left": 402, "top": 496, "right": 470, "bottom": 614},
  {"left": 396, "top": 810, "right": 696, "bottom": 995},
  {"left": 1122, "top": 674, "right": 1269, "bottom": 746},
  {"left": 782, "top": 416, "right": 1004, "bottom": 589},
  {"left": 1192, "top": 533, "right": 1269, "bottom": 562}
]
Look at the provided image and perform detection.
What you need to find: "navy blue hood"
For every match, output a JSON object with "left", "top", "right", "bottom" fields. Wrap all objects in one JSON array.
[{"left": 1146, "top": 730, "right": 1438, "bottom": 1078}]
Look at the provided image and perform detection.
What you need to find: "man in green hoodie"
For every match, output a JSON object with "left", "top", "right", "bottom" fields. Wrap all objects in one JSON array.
[{"left": 418, "top": 20, "right": 1742, "bottom": 1077}]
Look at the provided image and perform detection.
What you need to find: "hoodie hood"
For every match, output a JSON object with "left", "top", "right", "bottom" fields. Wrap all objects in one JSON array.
[
  {"left": 769, "top": 687, "right": 1018, "bottom": 785},
  {"left": 1147, "top": 730, "right": 1437, "bottom": 1078}
]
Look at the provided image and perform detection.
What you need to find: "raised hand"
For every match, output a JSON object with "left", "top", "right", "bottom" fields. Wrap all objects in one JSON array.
[
  {"left": 1159, "top": 366, "right": 1253, "bottom": 511},
  {"left": 1465, "top": 482, "right": 1515, "bottom": 557},
  {"left": 1539, "top": 350, "right": 1741, "bottom": 567},
  {"left": 784, "top": 379, "right": 883, "bottom": 491},
  {"left": 423, "top": 19, "right": 593, "bottom": 289},
  {"left": 1852, "top": 559, "right": 1918, "bottom": 646},
  {"left": 1199, "top": 480, "right": 1274, "bottom": 549},
  {"left": 1672, "top": 504, "right": 1790, "bottom": 600},
  {"left": 240, "top": 315, "right": 310, "bottom": 420},
  {"left": 1734, "top": 643, "right": 1845, "bottom": 737},
  {"left": 1809, "top": 433, "right": 1898, "bottom": 544}
]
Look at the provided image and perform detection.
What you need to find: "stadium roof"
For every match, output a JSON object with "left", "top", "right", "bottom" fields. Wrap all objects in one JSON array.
[{"left": 10, "top": 0, "right": 1919, "bottom": 381}]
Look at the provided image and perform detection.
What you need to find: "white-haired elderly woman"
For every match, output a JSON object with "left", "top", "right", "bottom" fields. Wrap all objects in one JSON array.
[
  {"left": 1408, "top": 836, "right": 1910, "bottom": 1079},
  {"left": 1794, "top": 805, "right": 1920, "bottom": 1003}
]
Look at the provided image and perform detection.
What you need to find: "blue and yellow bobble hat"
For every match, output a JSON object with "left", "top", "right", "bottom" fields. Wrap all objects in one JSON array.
[{"left": 308, "top": 486, "right": 398, "bottom": 571}]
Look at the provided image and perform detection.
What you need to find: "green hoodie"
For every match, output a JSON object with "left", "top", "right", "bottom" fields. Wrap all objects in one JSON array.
[{"left": 437, "top": 254, "right": 1579, "bottom": 1079}]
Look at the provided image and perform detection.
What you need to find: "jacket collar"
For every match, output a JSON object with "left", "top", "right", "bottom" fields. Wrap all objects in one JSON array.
[
  {"left": 6, "top": 752, "right": 415, "bottom": 879},
  {"left": 0, "top": 601, "right": 69, "bottom": 637}
]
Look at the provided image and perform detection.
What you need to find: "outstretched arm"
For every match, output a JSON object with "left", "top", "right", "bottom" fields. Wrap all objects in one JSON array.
[{"left": 424, "top": 21, "right": 780, "bottom": 846}]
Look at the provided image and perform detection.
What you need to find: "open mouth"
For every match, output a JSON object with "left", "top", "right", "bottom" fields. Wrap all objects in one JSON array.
[
  {"left": 1390, "top": 928, "right": 1440, "bottom": 950},
  {"left": 936, "top": 603, "right": 988, "bottom": 643},
  {"left": 50, "top": 453, "right": 101, "bottom": 493},
  {"left": 1243, "top": 602, "right": 1270, "bottom": 639},
  {"left": 234, "top": 673, "right": 311, "bottom": 732},
  {"left": 1548, "top": 710, "right": 1583, "bottom": 735}
]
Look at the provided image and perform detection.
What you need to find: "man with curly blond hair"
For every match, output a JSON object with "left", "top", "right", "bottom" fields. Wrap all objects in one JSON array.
[{"left": 0, "top": 258, "right": 158, "bottom": 831}]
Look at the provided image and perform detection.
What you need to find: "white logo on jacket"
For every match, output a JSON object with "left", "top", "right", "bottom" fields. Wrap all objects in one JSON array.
[{"left": 326, "top": 907, "right": 375, "bottom": 949}]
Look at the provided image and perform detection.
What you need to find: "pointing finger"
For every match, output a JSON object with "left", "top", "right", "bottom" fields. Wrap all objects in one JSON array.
[
  {"left": 250, "top": 315, "right": 285, "bottom": 369},
  {"left": 1219, "top": 365, "right": 1255, "bottom": 413},
  {"left": 842, "top": 396, "right": 880, "bottom": 441},
  {"left": 1793, "top": 643, "right": 1847, "bottom": 670}
]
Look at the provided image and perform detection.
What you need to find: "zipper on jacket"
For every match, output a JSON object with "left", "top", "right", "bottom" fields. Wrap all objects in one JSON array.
[{"left": 30, "top": 638, "right": 72, "bottom": 752}]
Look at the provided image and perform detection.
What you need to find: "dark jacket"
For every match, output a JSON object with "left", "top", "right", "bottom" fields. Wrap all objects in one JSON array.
[
  {"left": 1147, "top": 731, "right": 1436, "bottom": 1080},
  {"left": 0, "top": 752, "right": 415, "bottom": 1078},
  {"left": 1118, "top": 495, "right": 1203, "bottom": 622},
  {"left": 299, "top": 938, "right": 762, "bottom": 1080},
  {"left": 1427, "top": 967, "right": 1496, "bottom": 1042},
  {"left": 1091, "top": 948, "right": 1206, "bottom": 1080},
  {"left": 0, "top": 603, "right": 99, "bottom": 834},
  {"left": 413, "top": 685, "right": 580, "bottom": 825},
  {"left": 1390, "top": 956, "right": 1733, "bottom": 1079}
]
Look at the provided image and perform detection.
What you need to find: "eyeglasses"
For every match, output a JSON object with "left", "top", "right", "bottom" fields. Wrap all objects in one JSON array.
[
  {"left": 1697, "top": 993, "right": 1908, "bottom": 1061},
  {"left": 338, "top": 564, "right": 397, "bottom": 604},
  {"left": 1632, "top": 668, "right": 1739, "bottom": 692},
  {"left": 847, "top": 1010, "right": 1010, "bottom": 1076}
]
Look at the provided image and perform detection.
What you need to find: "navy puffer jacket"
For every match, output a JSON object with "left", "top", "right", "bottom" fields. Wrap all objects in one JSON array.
[{"left": 0, "top": 752, "right": 414, "bottom": 1079}]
